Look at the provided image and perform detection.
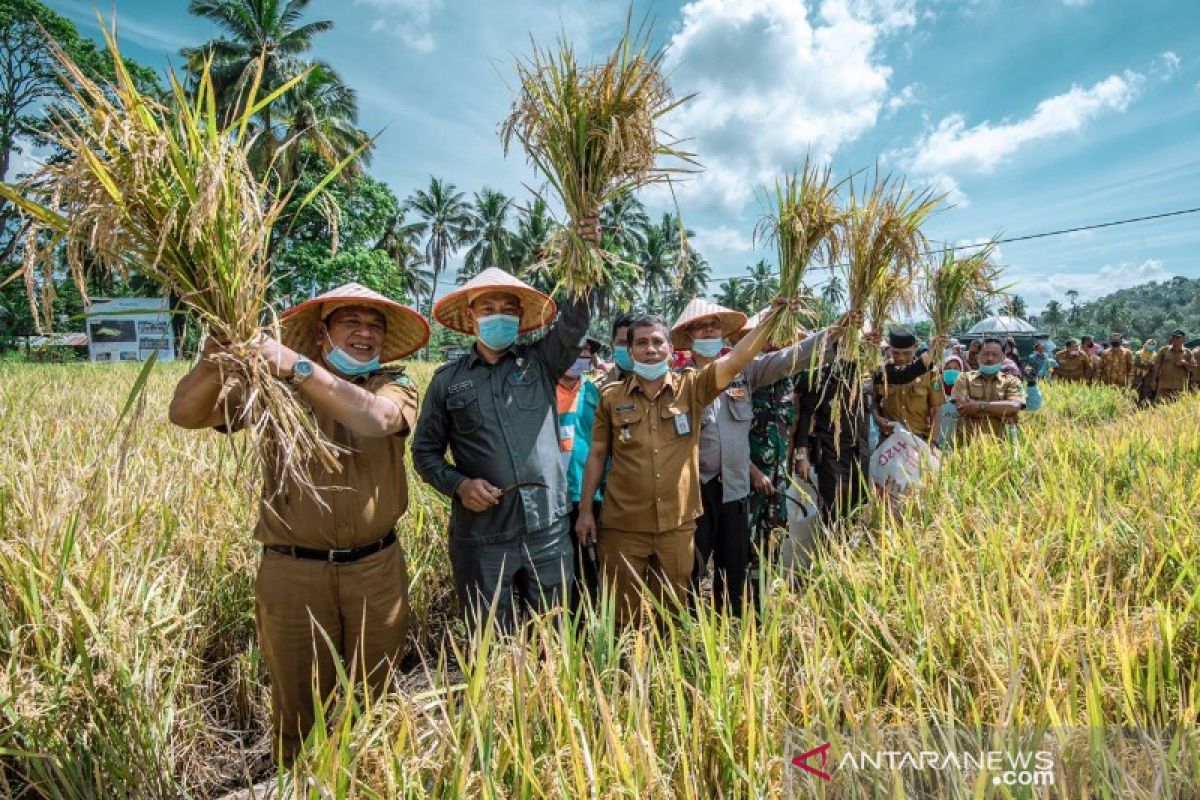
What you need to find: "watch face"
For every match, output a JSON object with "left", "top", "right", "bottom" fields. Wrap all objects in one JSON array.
[{"left": 295, "top": 358, "right": 314, "bottom": 377}]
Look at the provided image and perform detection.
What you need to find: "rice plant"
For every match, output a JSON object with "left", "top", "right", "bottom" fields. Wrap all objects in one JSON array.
[
  {"left": 0, "top": 23, "right": 366, "bottom": 502},
  {"left": 921, "top": 243, "right": 1004, "bottom": 341},
  {"left": 753, "top": 158, "right": 845, "bottom": 354},
  {"left": 2, "top": 362, "right": 1197, "bottom": 798},
  {"left": 499, "top": 15, "right": 696, "bottom": 297}
]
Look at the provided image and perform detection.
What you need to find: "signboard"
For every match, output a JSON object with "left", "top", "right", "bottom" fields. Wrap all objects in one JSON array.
[{"left": 85, "top": 297, "right": 175, "bottom": 363}]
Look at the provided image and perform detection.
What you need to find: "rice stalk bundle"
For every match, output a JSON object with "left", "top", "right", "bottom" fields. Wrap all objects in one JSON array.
[
  {"left": 921, "top": 242, "right": 1002, "bottom": 341},
  {"left": 753, "top": 157, "right": 844, "bottom": 358},
  {"left": 499, "top": 16, "right": 696, "bottom": 297},
  {"left": 826, "top": 171, "right": 944, "bottom": 444},
  {"left": 0, "top": 23, "right": 364, "bottom": 502}
]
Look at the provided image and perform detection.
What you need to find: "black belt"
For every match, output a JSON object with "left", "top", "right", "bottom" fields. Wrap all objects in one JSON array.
[{"left": 265, "top": 530, "right": 396, "bottom": 564}]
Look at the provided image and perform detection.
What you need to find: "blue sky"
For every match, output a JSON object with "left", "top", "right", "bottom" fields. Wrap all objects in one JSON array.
[{"left": 47, "top": 0, "right": 1200, "bottom": 314}]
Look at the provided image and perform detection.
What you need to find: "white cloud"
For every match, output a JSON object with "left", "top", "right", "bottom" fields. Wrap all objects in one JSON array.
[
  {"left": 356, "top": 0, "right": 443, "bottom": 53},
  {"left": 908, "top": 71, "right": 1143, "bottom": 177},
  {"left": 885, "top": 83, "right": 920, "bottom": 115},
  {"left": 1153, "top": 51, "right": 1182, "bottom": 81},
  {"left": 692, "top": 224, "right": 756, "bottom": 256},
  {"left": 894, "top": 69, "right": 1148, "bottom": 205},
  {"left": 657, "top": 0, "right": 915, "bottom": 212},
  {"left": 1021, "top": 259, "right": 1174, "bottom": 312}
]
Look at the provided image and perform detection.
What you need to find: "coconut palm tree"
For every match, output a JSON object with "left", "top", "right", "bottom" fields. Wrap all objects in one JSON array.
[
  {"left": 665, "top": 251, "right": 711, "bottom": 319},
  {"left": 1041, "top": 300, "right": 1064, "bottom": 335},
  {"left": 714, "top": 278, "right": 752, "bottom": 314},
  {"left": 274, "top": 61, "right": 371, "bottom": 185},
  {"left": 1003, "top": 294, "right": 1027, "bottom": 319},
  {"left": 374, "top": 212, "right": 430, "bottom": 307},
  {"left": 404, "top": 177, "right": 472, "bottom": 318},
  {"left": 601, "top": 193, "right": 649, "bottom": 256},
  {"left": 821, "top": 274, "right": 846, "bottom": 309},
  {"left": 743, "top": 259, "right": 778, "bottom": 312},
  {"left": 636, "top": 223, "right": 675, "bottom": 311},
  {"left": 183, "top": 0, "right": 334, "bottom": 161},
  {"left": 511, "top": 197, "right": 555, "bottom": 274},
  {"left": 460, "top": 188, "right": 516, "bottom": 282}
]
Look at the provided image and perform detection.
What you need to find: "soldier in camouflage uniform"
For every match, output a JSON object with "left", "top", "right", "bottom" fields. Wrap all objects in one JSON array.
[{"left": 746, "top": 368, "right": 795, "bottom": 601}]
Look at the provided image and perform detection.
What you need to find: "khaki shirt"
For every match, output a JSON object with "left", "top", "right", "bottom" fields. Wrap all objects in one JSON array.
[
  {"left": 220, "top": 368, "right": 418, "bottom": 549},
  {"left": 594, "top": 363, "right": 721, "bottom": 533},
  {"left": 874, "top": 369, "right": 943, "bottom": 439},
  {"left": 1054, "top": 350, "right": 1093, "bottom": 382},
  {"left": 950, "top": 370, "right": 1025, "bottom": 439},
  {"left": 1155, "top": 347, "right": 1195, "bottom": 392},
  {"left": 1097, "top": 346, "right": 1134, "bottom": 386}
]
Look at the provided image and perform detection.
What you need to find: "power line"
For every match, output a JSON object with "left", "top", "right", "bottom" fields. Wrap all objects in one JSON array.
[{"left": 712, "top": 205, "right": 1200, "bottom": 286}]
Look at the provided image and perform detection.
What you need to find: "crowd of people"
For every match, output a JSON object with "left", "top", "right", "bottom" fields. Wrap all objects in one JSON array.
[{"left": 165, "top": 218, "right": 1194, "bottom": 760}]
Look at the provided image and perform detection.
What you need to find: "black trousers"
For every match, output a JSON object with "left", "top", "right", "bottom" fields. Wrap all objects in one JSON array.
[
  {"left": 692, "top": 477, "right": 751, "bottom": 615},
  {"left": 567, "top": 502, "right": 602, "bottom": 612},
  {"left": 813, "top": 437, "right": 869, "bottom": 525}
]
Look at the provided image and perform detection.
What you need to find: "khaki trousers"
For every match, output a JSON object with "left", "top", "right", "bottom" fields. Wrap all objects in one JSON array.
[
  {"left": 597, "top": 523, "right": 695, "bottom": 624},
  {"left": 254, "top": 542, "right": 410, "bottom": 763}
]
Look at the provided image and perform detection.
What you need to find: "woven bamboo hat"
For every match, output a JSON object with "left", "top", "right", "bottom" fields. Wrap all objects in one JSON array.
[
  {"left": 433, "top": 267, "right": 557, "bottom": 335},
  {"left": 670, "top": 298, "right": 747, "bottom": 349},
  {"left": 280, "top": 282, "right": 429, "bottom": 363}
]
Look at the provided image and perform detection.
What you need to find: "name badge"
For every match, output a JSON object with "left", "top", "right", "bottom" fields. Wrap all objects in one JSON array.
[
  {"left": 727, "top": 388, "right": 747, "bottom": 400},
  {"left": 674, "top": 413, "right": 691, "bottom": 436}
]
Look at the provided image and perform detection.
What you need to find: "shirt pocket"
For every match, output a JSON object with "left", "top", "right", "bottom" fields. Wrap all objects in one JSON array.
[
  {"left": 661, "top": 403, "right": 693, "bottom": 437},
  {"left": 446, "top": 390, "right": 483, "bottom": 435},
  {"left": 506, "top": 361, "right": 546, "bottom": 411},
  {"left": 614, "top": 406, "right": 646, "bottom": 448},
  {"left": 728, "top": 393, "right": 753, "bottom": 422}
]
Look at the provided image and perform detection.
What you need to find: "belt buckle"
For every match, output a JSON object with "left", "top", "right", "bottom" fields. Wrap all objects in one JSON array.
[{"left": 329, "top": 547, "right": 350, "bottom": 563}]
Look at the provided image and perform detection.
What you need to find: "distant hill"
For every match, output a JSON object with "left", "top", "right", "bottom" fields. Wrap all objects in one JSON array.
[{"left": 1028, "top": 275, "right": 1200, "bottom": 345}]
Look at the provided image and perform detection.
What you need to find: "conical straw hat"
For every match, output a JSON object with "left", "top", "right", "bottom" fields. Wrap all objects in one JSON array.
[
  {"left": 670, "top": 298, "right": 747, "bottom": 349},
  {"left": 433, "top": 267, "right": 557, "bottom": 335},
  {"left": 281, "top": 282, "right": 429, "bottom": 363}
]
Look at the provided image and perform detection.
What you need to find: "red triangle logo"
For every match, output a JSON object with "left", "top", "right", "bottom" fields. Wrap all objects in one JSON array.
[{"left": 792, "top": 742, "right": 833, "bottom": 781}]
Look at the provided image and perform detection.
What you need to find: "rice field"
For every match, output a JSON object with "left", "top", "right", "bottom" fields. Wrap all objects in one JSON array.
[{"left": 2, "top": 361, "right": 1198, "bottom": 798}]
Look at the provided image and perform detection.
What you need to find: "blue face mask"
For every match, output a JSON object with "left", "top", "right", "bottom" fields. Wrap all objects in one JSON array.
[
  {"left": 477, "top": 314, "right": 520, "bottom": 350},
  {"left": 614, "top": 345, "right": 635, "bottom": 371},
  {"left": 691, "top": 338, "right": 724, "bottom": 358},
  {"left": 942, "top": 368, "right": 961, "bottom": 386},
  {"left": 324, "top": 342, "right": 380, "bottom": 376},
  {"left": 632, "top": 358, "right": 670, "bottom": 381},
  {"left": 979, "top": 363, "right": 1003, "bottom": 376}
]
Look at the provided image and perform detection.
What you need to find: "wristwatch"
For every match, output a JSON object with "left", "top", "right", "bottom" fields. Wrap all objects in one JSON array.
[{"left": 291, "top": 356, "right": 314, "bottom": 385}]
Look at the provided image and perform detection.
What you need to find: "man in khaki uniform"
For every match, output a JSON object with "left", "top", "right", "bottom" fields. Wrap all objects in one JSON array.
[
  {"left": 872, "top": 326, "right": 944, "bottom": 447},
  {"left": 575, "top": 301, "right": 798, "bottom": 623},
  {"left": 1133, "top": 339, "right": 1158, "bottom": 406},
  {"left": 1154, "top": 329, "right": 1195, "bottom": 402},
  {"left": 168, "top": 283, "right": 428, "bottom": 762},
  {"left": 951, "top": 337, "right": 1026, "bottom": 442},
  {"left": 1052, "top": 339, "right": 1093, "bottom": 383},
  {"left": 1097, "top": 332, "right": 1134, "bottom": 388}
]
